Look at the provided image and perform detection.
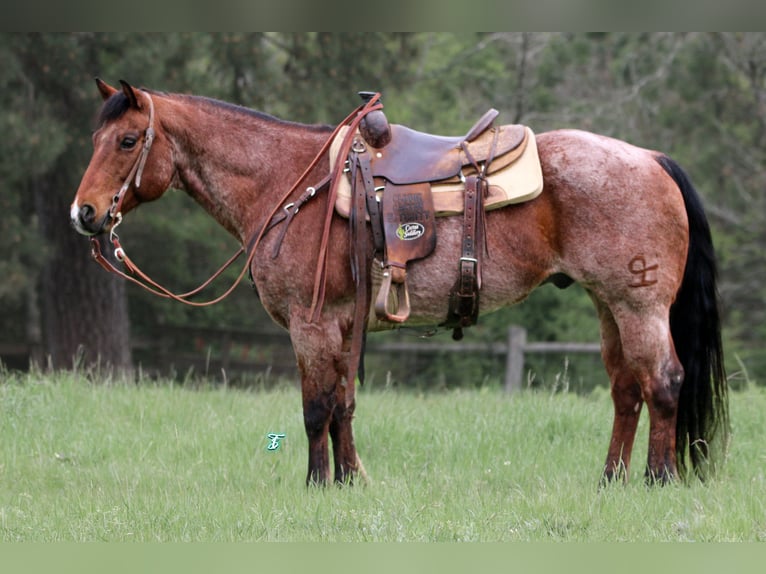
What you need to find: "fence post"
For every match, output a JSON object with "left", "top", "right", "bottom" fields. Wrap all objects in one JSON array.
[{"left": 505, "top": 325, "right": 527, "bottom": 393}]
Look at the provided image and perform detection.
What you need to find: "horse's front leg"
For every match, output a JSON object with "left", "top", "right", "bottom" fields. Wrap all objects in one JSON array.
[
  {"left": 329, "top": 348, "right": 367, "bottom": 484},
  {"left": 291, "top": 316, "right": 339, "bottom": 486},
  {"left": 290, "top": 309, "right": 357, "bottom": 486},
  {"left": 329, "top": 384, "right": 356, "bottom": 484}
]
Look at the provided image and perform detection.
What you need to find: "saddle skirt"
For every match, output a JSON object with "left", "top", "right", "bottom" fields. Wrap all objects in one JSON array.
[{"left": 331, "top": 123, "right": 544, "bottom": 218}]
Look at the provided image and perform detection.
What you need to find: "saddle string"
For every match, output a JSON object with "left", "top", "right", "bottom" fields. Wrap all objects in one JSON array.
[
  {"left": 309, "top": 93, "right": 383, "bottom": 322},
  {"left": 91, "top": 93, "right": 381, "bottom": 307},
  {"left": 346, "top": 139, "right": 393, "bottom": 383}
]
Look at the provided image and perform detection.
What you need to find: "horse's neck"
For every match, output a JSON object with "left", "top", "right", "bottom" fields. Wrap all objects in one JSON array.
[{"left": 163, "top": 96, "right": 331, "bottom": 243}]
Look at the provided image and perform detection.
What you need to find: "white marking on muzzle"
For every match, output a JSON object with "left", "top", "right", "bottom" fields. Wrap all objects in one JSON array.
[{"left": 70, "top": 201, "right": 96, "bottom": 236}]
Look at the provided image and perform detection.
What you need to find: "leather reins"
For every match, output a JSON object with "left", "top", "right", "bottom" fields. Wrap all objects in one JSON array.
[{"left": 89, "top": 90, "right": 382, "bottom": 309}]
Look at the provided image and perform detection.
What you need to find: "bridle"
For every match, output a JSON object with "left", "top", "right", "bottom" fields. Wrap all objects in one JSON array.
[
  {"left": 89, "top": 90, "right": 382, "bottom": 309},
  {"left": 109, "top": 91, "right": 156, "bottom": 225}
]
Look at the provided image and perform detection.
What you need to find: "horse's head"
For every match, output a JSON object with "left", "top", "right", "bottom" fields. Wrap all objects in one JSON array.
[{"left": 71, "top": 79, "right": 174, "bottom": 236}]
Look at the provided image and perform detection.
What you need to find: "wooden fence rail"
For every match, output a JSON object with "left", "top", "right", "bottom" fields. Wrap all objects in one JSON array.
[
  {"left": 367, "top": 325, "right": 601, "bottom": 392},
  {"left": 2, "top": 325, "right": 601, "bottom": 391}
]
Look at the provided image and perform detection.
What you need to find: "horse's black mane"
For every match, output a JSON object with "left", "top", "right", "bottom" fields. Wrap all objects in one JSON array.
[{"left": 97, "top": 89, "right": 332, "bottom": 134}]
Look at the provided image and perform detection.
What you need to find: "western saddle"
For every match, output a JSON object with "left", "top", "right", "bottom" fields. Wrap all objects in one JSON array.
[{"left": 339, "top": 92, "right": 535, "bottom": 341}]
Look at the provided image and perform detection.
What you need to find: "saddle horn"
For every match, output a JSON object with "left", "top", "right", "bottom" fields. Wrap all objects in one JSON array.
[{"left": 358, "top": 91, "right": 391, "bottom": 148}]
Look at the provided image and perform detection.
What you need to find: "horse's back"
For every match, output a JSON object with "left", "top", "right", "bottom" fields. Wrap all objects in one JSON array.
[{"left": 536, "top": 128, "right": 665, "bottom": 184}]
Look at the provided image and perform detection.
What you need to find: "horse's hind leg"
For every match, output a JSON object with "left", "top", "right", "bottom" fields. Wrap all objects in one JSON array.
[
  {"left": 610, "top": 307, "right": 685, "bottom": 484},
  {"left": 597, "top": 303, "right": 644, "bottom": 484}
]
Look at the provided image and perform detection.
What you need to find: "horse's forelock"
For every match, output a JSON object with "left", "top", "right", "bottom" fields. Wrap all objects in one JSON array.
[{"left": 97, "top": 92, "right": 131, "bottom": 127}]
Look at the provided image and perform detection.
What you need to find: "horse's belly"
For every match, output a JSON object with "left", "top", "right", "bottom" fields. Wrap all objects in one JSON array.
[{"left": 366, "top": 253, "right": 541, "bottom": 332}]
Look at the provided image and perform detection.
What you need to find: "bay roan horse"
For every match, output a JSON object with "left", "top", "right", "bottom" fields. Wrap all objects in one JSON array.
[{"left": 71, "top": 79, "right": 728, "bottom": 486}]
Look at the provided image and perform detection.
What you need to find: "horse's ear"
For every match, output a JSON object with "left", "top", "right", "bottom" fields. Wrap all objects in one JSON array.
[
  {"left": 119, "top": 80, "right": 141, "bottom": 110},
  {"left": 95, "top": 77, "right": 118, "bottom": 101}
]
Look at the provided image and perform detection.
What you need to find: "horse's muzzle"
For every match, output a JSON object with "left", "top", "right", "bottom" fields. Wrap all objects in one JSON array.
[{"left": 70, "top": 202, "right": 110, "bottom": 236}]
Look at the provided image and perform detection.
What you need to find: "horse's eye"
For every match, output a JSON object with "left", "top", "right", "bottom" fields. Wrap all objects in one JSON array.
[{"left": 120, "top": 136, "right": 138, "bottom": 150}]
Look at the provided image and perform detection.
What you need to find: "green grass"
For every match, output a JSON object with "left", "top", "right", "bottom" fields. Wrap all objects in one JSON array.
[{"left": 1, "top": 370, "right": 764, "bottom": 542}]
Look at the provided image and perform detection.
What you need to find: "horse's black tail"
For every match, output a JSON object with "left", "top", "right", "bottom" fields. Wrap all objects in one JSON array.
[{"left": 656, "top": 155, "right": 730, "bottom": 480}]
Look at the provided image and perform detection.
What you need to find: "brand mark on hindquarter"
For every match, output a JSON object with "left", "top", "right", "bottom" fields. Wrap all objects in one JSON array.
[{"left": 628, "top": 255, "right": 658, "bottom": 288}]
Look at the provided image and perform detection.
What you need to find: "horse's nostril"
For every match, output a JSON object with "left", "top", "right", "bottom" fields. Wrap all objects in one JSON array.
[
  {"left": 79, "top": 204, "right": 96, "bottom": 223},
  {"left": 71, "top": 203, "right": 103, "bottom": 236}
]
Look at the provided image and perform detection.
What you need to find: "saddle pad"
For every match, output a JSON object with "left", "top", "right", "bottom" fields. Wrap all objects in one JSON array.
[{"left": 331, "top": 125, "right": 544, "bottom": 218}]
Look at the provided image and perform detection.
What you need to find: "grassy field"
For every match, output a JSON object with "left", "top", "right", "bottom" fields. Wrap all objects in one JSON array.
[{"left": 1, "top": 369, "right": 764, "bottom": 542}]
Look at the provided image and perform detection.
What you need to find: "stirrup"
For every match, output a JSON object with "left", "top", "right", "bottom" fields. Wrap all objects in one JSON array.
[{"left": 374, "top": 266, "right": 411, "bottom": 323}]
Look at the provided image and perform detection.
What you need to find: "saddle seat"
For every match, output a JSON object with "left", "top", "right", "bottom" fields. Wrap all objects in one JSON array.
[
  {"left": 368, "top": 109, "right": 527, "bottom": 185},
  {"left": 332, "top": 120, "right": 542, "bottom": 217}
]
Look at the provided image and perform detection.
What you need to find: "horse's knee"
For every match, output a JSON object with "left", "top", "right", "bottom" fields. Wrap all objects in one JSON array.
[{"left": 303, "top": 392, "right": 335, "bottom": 438}]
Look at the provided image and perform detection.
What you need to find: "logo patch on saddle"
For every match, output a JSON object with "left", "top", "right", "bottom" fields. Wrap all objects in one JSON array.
[
  {"left": 396, "top": 222, "right": 425, "bottom": 241},
  {"left": 383, "top": 183, "right": 436, "bottom": 262}
]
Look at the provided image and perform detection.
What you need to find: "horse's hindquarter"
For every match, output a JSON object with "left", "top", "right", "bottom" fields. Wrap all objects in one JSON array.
[{"left": 530, "top": 130, "right": 689, "bottom": 308}]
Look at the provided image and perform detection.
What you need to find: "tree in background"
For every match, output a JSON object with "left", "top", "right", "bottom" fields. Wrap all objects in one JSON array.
[{"left": 0, "top": 33, "right": 203, "bottom": 372}]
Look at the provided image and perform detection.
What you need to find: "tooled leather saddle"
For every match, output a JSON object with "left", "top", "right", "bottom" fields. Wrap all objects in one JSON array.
[{"left": 337, "top": 92, "right": 542, "bottom": 340}]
